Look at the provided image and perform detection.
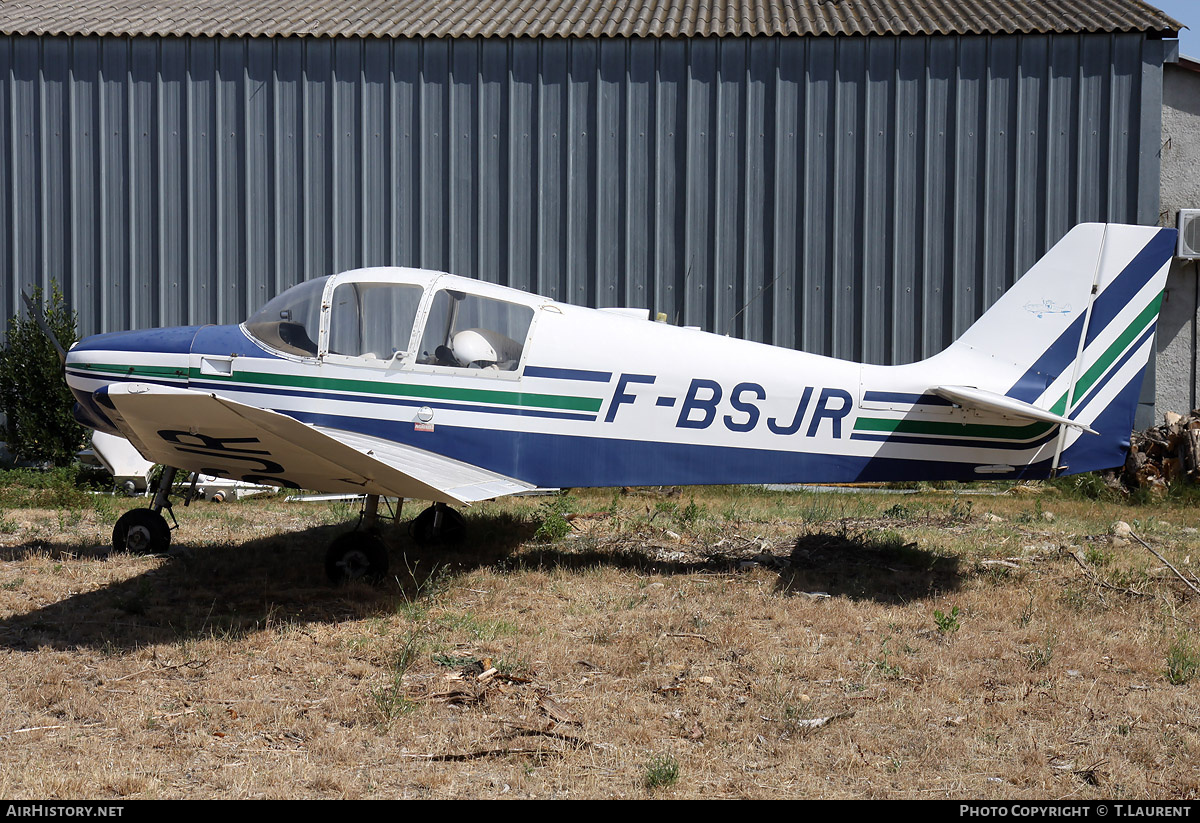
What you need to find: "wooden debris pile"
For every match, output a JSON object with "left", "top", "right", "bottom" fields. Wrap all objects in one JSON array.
[{"left": 1119, "top": 410, "right": 1200, "bottom": 492}]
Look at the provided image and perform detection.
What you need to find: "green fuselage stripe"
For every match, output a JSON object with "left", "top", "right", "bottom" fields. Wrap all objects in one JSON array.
[
  {"left": 73, "top": 363, "right": 187, "bottom": 379},
  {"left": 194, "top": 368, "right": 603, "bottom": 411},
  {"left": 72, "top": 361, "right": 602, "bottom": 413}
]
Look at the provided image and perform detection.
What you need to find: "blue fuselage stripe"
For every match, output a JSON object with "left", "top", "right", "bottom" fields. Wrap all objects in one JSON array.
[
  {"left": 281, "top": 408, "right": 1058, "bottom": 486},
  {"left": 849, "top": 430, "right": 1058, "bottom": 451},
  {"left": 524, "top": 366, "right": 613, "bottom": 382},
  {"left": 1006, "top": 314, "right": 1088, "bottom": 404},
  {"left": 66, "top": 368, "right": 186, "bottom": 385},
  {"left": 861, "top": 391, "right": 954, "bottom": 406}
]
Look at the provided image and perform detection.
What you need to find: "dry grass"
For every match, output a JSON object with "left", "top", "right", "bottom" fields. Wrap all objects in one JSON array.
[{"left": 0, "top": 479, "right": 1198, "bottom": 798}]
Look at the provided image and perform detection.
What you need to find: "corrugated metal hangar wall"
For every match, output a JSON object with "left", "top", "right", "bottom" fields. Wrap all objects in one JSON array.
[{"left": 0, "top": 32, "right": 1166, "bottom": 367}]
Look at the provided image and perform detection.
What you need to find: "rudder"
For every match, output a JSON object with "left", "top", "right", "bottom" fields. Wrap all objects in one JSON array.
[{"left": 945, "top": 223, "right": 1176, "bottom": 474}]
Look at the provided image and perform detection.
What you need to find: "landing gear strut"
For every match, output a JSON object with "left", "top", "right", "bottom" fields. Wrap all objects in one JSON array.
[
  {"left": 112, "top": 466, "right": 178, "bottom": 555},
  {"left": 325, "top": 494, "right": 394, "bottom": 584}
]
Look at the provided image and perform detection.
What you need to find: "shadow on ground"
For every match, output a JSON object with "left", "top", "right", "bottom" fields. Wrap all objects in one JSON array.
[
  {"left": 773, "top": 527, "right": 962, "bottom": 603},
  {"left": 0, "top": 514, "right": 962, "bottom": 652},
  {"left": 0, "top": 511, "right": 536, "bottom": 652}
]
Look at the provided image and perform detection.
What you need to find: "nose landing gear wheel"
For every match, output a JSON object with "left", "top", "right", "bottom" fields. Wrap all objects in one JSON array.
[
  {"left": 325, "top": 532, "right": 389, "bottom": 584},
  {"left": 113, "top": 509, "right": 171, "bottom": 555}
]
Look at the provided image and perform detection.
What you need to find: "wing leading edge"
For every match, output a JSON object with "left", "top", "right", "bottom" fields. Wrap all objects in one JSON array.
[{"left": 93, "top": 383, "right": 534, "bottom": 503}]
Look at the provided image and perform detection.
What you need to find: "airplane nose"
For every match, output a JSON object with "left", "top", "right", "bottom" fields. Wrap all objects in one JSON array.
[
  {"left": 68, "top": 325, "right": 202, "bottom": 359},
  {"left": 65, "top": 326, "right": 201, "bottom": 433}
]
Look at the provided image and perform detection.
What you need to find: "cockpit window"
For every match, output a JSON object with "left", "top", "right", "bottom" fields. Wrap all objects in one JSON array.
[
  {"left": 417, "top": 290, "right": 533, "bottom": 371},
  {"left": 244, "top": 277, "right": 327, "bottom": 356},
  {"left": 328, "top": 283, "right": 424, "bottom": 362}
]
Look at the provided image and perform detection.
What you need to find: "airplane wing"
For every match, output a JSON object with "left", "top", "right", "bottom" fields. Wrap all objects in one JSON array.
[
  {"left": 931, "top": 385, "right": 1098, "bottom": 435},
  {"left": 93, "top": 383, "right": 535, "bottom": 503}
]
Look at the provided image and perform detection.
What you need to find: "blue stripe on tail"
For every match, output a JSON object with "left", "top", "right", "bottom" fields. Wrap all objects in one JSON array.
[
  {"left": 1082, "top": 229, "right": 1175, "bottom": 348},
  {"left": 1006, "top": 229, "right": 1170, "bottom": 404},
  {"left": 1058, "top": 371, "right": 1144, "bottom": 475}
]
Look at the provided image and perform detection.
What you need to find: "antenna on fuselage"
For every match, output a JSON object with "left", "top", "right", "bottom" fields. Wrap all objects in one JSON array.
[
  {"left": 673, "top": 262, "right": 693, "bottom": 326},
  {"left": 726, "top": 271, "right": 785, "bottom": 337}
]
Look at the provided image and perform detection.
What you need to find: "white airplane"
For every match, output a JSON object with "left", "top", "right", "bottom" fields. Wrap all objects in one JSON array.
[{"left": 63, "top": 222, "right": 1176, "bottom": 581}]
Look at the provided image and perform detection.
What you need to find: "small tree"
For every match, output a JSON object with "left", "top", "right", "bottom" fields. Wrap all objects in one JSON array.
[{"left": 0, "top": 283, "right": 86, "bottom": 465}]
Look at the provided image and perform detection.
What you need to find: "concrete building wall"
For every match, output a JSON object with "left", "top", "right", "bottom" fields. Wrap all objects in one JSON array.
[{"left": 1156, "top": 58, "right": 1200, "bottom": 420}]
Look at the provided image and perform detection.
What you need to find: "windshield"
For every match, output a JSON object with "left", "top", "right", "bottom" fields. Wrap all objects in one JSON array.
[{"left": 244, "top": 277, "right": 328, "bottom": 356}]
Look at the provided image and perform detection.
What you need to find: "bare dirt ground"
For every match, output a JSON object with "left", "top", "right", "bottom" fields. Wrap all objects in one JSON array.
[{"left": 0, "top": 480, "right": 1197, "bottom": 799}]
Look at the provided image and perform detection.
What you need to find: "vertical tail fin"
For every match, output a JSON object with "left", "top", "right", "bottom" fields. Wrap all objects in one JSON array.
[{"left": 945, "top": 223, "right": 1176, "bottom": 474}]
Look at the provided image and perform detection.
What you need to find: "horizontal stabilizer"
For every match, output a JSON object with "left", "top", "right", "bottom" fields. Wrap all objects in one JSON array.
[{"left": 932, "top": 385, "right": 1097, "bottom": 435}]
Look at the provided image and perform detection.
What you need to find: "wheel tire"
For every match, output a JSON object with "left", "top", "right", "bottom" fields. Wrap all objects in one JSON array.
[
  {"left": 112, "top": 509, "right": 171, "bottom": 555},
  {"left": 409, "top": 504, "right": 467, "bottom": 547},
  {"left": 325, "top": 532, "right": 389, "bottom": 584}
]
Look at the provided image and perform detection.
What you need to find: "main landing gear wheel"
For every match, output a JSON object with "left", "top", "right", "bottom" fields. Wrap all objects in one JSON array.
[
  {"left": 409, "top": 503, "right": 467, "bottom": 547},
  {"left": 112, "top": 508, "right": 171, "bottom": 555},
  {"left": 110, "top": 466, "right": 179, "bottom": 556},
  {"left": 325, "top": 532, "right": 389, "bottom": 584}
]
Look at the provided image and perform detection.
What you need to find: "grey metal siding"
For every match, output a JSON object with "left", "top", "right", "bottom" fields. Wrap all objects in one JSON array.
[{"left": 1, "top": 32, "right": 1165, "bottom": 366}]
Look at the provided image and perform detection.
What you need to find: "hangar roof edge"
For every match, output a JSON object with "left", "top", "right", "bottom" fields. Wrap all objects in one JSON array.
[{"left": 0, "top": 0, "right": 1180, "bottom": 41}]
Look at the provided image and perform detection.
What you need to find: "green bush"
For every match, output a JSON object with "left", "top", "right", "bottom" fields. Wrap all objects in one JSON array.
[{"left": 0, "top": 284, "right": 86, "bottom": 466}]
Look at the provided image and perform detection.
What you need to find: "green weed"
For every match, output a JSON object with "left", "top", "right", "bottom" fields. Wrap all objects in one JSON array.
[
  {"left": 679, "top": 497, "right": 705, "bottom": 526},
  {"left": 534, "top": 494, "right": 574, "bottom": 541},
  {"left": 1050, "top": 472, "right": 1121, "bottom": 502},
  {"left": 1017, "top": 590, "right": 1035, "bottom": 627},
  {"left": 437, "top": 612, "right": 517, "bottom": 641},
  {"left": 872, "top": 639, "right": 903, "bottom": 679},
  {"left": 370, "top": 629, "right": 423, "bottom": 724},
  {"left": 643, "top": 753, "right": 680, "bottom": 790},
  {"left": 1166, "top": 633, "right": 1200, "bottom": 686},
  {"left": 947, "top": 496, "right": 973, "bottom": 522},
  {"left": 934, "top": 605, "right": 961, "bottom": 635},
  {"left": 1024, "top": 634, "right": 1055, "bottom": 671},
  {"left": 325, "top": 497, "right": 357, "bottom": 524}
]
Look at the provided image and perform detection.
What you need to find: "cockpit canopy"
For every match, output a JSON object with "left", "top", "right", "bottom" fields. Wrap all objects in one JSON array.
[
  {"left": 328, "top": 281, "right": 424, "bottom": 361},
  {"left": 244, "top": 277, "right": 326, "bottom": 357},
  {"left": 242, "top": 270, "right": 536, "bottom": 372},
  {"left": 417, "top": 289, "right": 532, "bottom": 370}
]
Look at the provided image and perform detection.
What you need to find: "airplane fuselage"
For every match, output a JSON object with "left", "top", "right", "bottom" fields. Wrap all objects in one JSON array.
[{"left": 64, "top": 225, "right": 1172, "bottom": 495}]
